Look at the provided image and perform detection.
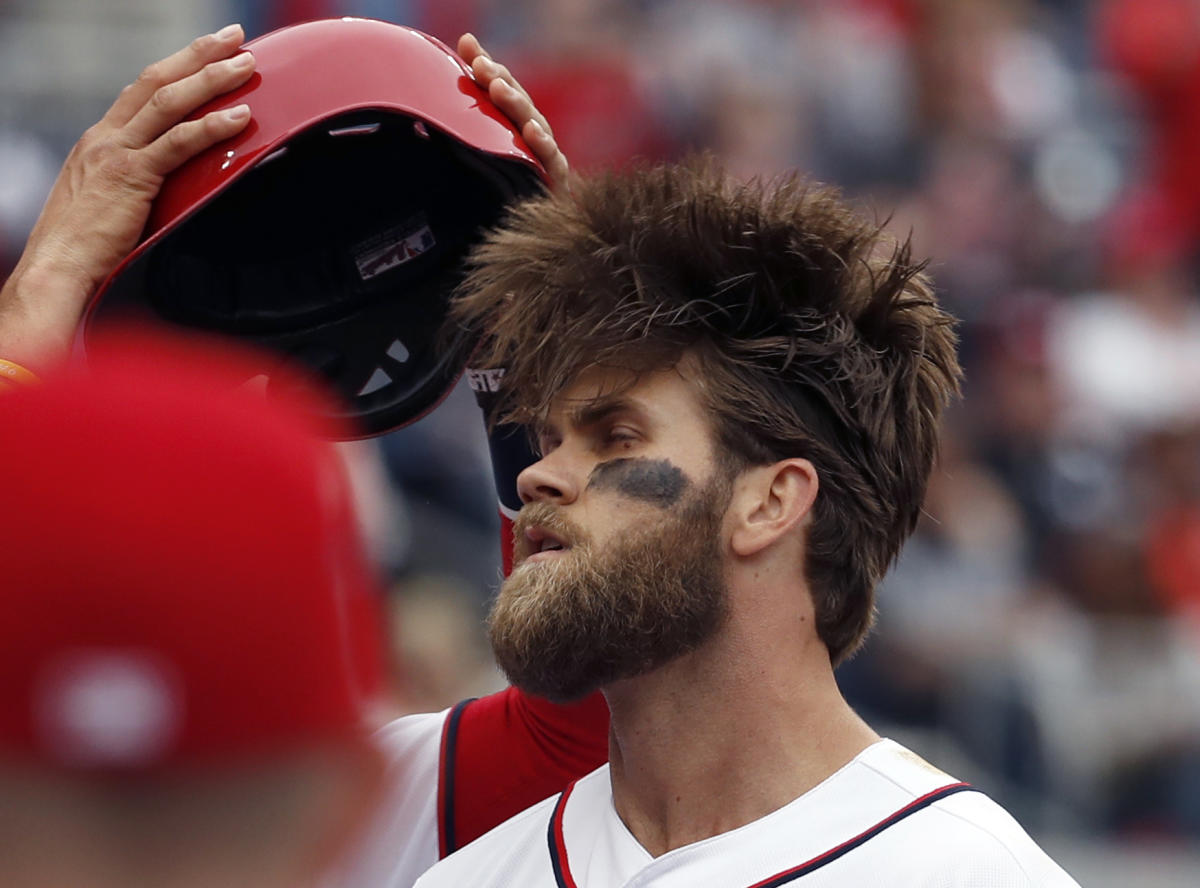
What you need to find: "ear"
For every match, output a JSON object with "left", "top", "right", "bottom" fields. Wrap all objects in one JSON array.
[{"left": 728, "top": 459, "right": 818, "bottom": 558}]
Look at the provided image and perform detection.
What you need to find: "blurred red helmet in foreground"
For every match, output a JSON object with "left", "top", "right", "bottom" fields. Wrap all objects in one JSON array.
[
  {"left": 82, "top": 18, "right": 547, "bottom": 437},
  {"left": 0, "top": 330, "right": 385, "bottom": 771}
]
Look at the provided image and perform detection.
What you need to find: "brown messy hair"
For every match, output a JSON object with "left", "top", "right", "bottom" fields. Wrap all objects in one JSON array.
[{"left": 453, "top": 157, "right": 961, "bottom": 664}]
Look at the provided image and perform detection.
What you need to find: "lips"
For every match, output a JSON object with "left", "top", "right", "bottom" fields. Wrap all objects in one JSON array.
[
  {"left": 528, "top": 526, "right": 568, "bottom": 551},
  {"left": 521, "top": 526, "right": 570, "bottom": 563},
  {"left": 511, "top": 503, "right": 587, "bottom": 566}
]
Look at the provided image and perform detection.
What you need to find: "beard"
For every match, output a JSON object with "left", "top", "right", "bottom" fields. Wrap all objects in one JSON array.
[{"left": 487, "top": 476, "right": 730, "bottom": 702}]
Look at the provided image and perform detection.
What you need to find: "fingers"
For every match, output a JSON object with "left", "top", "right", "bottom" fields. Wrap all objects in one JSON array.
[
  {"left": 522, "top": 118, "right": 570, "bottom": 189},
  {"left": 457, "top": 32, "right": 487, "bottom": 67},
  {"left": 122, "top": 51, "right": 256, "bottom": 147},
  {"left": 461, "top": 34, "right": 553, "bottom": 134},
  {"left": 98, "top": 26, "right": 256, "bottom": 179},
  {"left": 458, "top": 33, "right": 570, "bottom": 189},
  {"left": 485, "top": 75, "right": 539, "bottom": 134},
  {"left": 2, "top": 24, "right": 256, "bottom": 359},
  {"left": 106, "top": 24, "right": 247, "bottom": 128},
  {"left": 473, "top": 55, "right": 553, "bottom": 137},
  {"left": 141, "top": 103, "right": 251, "bottom": 177},
  {"left": 490, "top": 76, "right": 569, "bottom": 187}
]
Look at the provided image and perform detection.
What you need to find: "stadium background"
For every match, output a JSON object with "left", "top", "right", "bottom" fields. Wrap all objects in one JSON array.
[{"left": 2, "top": 1, "right": 1199, "bottom": 883}]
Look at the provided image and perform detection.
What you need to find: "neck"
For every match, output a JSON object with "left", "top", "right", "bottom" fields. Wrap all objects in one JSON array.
[{"left": 602, "top": 600, "right": 878, "bottom": 857}]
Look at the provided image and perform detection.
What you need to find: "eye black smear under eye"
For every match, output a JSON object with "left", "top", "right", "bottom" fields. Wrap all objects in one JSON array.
[{"left": 586, "top": 458, "right": 689, "bottom": 507}]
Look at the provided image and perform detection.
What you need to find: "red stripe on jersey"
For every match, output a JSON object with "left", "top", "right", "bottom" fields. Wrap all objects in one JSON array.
[
  {"left": 548, "top": 781, "right": 580, "bottom": 888},
  {"left": 746, "top": 782, "right": 975, "bottom": 888},
  {"left": 547, "top": 780, "right": 973, "bottom": 888}
]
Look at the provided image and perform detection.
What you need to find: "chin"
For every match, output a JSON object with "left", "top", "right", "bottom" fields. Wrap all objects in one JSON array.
[{"left": 494, "top": 476, "right": 731, "bottom": 704}]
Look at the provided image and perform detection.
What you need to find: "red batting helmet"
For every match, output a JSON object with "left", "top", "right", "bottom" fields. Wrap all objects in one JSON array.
[{"left": 81, "top": 18, "right": 547, "bottom": 437}]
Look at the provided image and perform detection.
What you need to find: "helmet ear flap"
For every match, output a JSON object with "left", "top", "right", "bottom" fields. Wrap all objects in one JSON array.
[{"left": 81, "top": 19, "right": 548, "bottom": 438}]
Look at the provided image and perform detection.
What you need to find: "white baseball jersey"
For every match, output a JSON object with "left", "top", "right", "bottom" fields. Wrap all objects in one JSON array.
[
  {"left": 414, "top": 739, "right": 1081, "bottom": 888},
  {"left": 324, "top": 688, "right": 610, "bottom": 888}
]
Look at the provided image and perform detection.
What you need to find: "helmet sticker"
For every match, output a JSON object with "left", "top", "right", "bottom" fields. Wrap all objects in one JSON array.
[{"left": 354, "top": 213, "right": 436, "bottom": 281}]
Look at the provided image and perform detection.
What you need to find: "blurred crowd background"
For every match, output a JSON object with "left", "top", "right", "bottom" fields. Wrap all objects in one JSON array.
[{"left": 4, "top": 0, "right": 1200, "bottom": 883}]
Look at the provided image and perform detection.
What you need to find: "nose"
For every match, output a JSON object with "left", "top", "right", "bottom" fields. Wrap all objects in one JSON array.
[{"left": 516, "top": 450, "right": 581, "bottom": 505}]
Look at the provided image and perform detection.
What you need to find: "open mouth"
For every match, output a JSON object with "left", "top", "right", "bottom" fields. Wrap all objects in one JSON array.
[{"left": 523, "top": 527, "right": 570, "bottom": 561}]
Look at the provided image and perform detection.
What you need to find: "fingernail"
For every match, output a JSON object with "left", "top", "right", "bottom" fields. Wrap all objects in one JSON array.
[
  {"left": 528, "top": 119, "right": 545, "bottom": 137},
  {"left": 477, "top": 56, "right": 497, "bottom": 75},
  {"left": 229, "top": 51, "right": 254, "bottom": 69},
  {"left": 215, "top": 23, "right": 242, "bottom": 40},
  {"left": 224, "top": 104, "right": 250, "bottom": 122}
]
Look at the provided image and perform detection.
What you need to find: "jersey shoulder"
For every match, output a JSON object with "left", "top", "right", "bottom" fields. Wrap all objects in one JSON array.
[
  {"left": 909, "top": 792, "right": 1080, "bottom": 887},
  {"left": 850, "top": 741, "right": 1081, "bottom": 887}
]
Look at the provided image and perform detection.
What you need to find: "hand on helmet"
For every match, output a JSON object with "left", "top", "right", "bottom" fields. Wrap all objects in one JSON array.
[
  {"left": 2, "top": 26, "right": 566, "bottom": 375},
  {"left": 458, "top": 33, "right": 570, "bottom": 191},
  {"left": 0, "top": 25, "right": 255, "bottom": 372}
]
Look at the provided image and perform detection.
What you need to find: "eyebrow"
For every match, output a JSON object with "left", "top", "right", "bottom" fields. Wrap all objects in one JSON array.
[
  {"left": 536, "top": 396, "right": 646, "bottom": 441},
  {"left": 570, "top": 397, "right": 638, "bottom": 430}
]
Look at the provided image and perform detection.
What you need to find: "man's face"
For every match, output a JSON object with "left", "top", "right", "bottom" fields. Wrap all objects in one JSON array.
[{"left": 488, "top": 361, "right": 735, "bottom": 701}]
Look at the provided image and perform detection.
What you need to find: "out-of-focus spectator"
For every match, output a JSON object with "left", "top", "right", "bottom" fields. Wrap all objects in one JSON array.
[
  {"left": 1100, "top": 0, "right": 1200, "bottom": 262},
  {"left": 0, "top": 331, "right": 387, "bottom": 887},
  {"left": 1046, "top": 266, "right": 1200, "bottom": 438},
  {"left": 1141, "top": 425, "right": 1200, "bottom": 620}
]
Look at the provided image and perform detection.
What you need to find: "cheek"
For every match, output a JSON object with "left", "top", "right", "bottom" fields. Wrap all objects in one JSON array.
[{"left": 586, "top": 458, "right": 691, "bottom": 508}]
